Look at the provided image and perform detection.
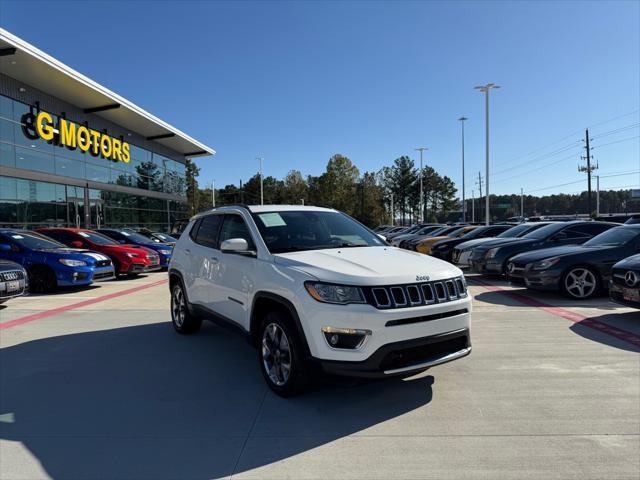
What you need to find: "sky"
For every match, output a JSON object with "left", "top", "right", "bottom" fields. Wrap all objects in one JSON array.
[{"left": 1, "top": 0, "right": 639, "bottom": 198}]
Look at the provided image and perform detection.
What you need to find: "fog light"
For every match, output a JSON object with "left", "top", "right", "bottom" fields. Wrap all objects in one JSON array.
[{"left": 322, "top": 327, "right": 372, "bottom": 350}]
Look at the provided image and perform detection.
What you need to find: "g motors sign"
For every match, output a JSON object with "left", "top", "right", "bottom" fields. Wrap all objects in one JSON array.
[{"left": 21, "top": 110, "right": 130, "bottom": 163}]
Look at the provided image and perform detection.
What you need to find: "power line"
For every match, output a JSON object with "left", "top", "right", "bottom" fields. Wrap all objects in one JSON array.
[
  {"left": 591, "top": 123, "right": 640, "bottom": 139},
  {"left": 526, "top": 170, "right": 640, "bottom": 193},
  {"left": 591, "top": 135, "right": 640, "bottom": 150}
]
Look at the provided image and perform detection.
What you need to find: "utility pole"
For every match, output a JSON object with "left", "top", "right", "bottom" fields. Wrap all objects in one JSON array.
[
  {"left": 578, "top": 129, "right": 597, "bottom": 215},
  {"left": 390, "top": 193, "right": 394, "bottom": 225},
  {"left": 471, "top": 189, "right": 475, "bottom": 223},
  {"left": 520, "top": 188, "right": 524, "bottom": 220},
  {"left": 596, "top": 175, "right": 600, "bottom": 216},
  {"left": 212, "top": 180, "right": 215, "bottom": 208},
  {"left": 458, "top": 117, "right": 468, "bottom": 222},
  {"left": 257, "top": 157, "right": 264, "bottom": 205},
  {"left": 414, "top": 147, "right": 428, "bottom": 222},
  {"left": 475, "top": 83, "right": 500, "bottom": 225},
  {"left": 476, "top": 172, "right": 484, "bottom": 223}
]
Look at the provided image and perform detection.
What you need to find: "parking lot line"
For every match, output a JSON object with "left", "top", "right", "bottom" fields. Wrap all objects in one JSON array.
[
  {"left": 0, "top": 279, "right": 168, "bottom": 331},
  {"left": 469, "top": 278, "right": 640, "bottom": 348}
]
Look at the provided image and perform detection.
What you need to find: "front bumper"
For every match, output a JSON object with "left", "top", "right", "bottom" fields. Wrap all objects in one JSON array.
[
  {"left": 469, "top": 258, "right": 503, "bottom": 275},
  {"left": 316, "top": 328, "right": 471, "bottom": 378},
  {"left": 609, "top": 281, "right": 640, "bottom": 308}
]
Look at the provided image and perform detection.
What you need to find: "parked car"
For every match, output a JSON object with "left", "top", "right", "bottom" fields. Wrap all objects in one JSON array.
[
  {"left": 0, "top": 259, "right": 28, "bottom": 304},
  {"left": 403, "top": 225, "right": 462, "bottom": 251},
  {"left": 431, "top": 225, "right": 512, "bottom": 263},
  {"left": 169, "top": 205, "right": 471, "bottom": 396},
  {"left": 469, "top": 221, "right": 617, "bottom": 276},
  {"left": 37, "top": 228, "right": 162, "bottom": 276},
  {"left": 392, "top": 225, "right": 443, "bottom": 247},
  {"left": 609, "top": 254, "right": 640, "bottom": 308},
  {"left": 416, "top": 226, "right": 478, "bottom": 255},
  {"left": 97, "top": 228, "right": 173, "bottom": 268},
  {"left": 382, "top": 226, "right": 412, "bottom": 240},
  {"left": 453, "top": 222, "right": 554, "bottom": 267},
  {"left": 506, "top": 224, "right": 640, "bottom": 299},
  {"left": 170, "top": 218, "right": 191, "bottom": 238},
  {"left": 0, "top": 229, "right": 115, "bottom": 292}
]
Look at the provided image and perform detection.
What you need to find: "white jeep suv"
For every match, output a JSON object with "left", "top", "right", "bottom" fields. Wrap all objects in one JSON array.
[{"left": 169, "top": 205, "right": 471, "bottom": 396}]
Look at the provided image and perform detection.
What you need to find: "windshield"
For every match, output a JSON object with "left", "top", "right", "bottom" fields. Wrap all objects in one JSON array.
[
  {"left": 253, "top": 210, "right": 385, "bottom": 254},
  {"left": 113, "top": 230, "right": 156, "bottom": 245},
  {"left": 4, "top": 231, "right": 65, "bottom": 250},
  {"left": 460, "top": 227, "right": 489, "bottom": 239},
  {"left": 448, "top": 227, "right": 470, "bottom": 237},
  {"left": 417, "top": 226, "right": 441, "bottom": 235},
  {"left": 584, "top": 227, "right": 639, "bottom": 246},
  {"left": 77, "top": 231, "right": 118, "bottom": 245},
  {"left": 523, "top": 222, "right": 566, "bottom": 239},
  {"left": 497, "top": 224, "right": 532, "bottom": 238}
]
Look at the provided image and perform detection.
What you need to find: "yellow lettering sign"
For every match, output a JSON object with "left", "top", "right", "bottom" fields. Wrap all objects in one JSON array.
[{"left": 35, "top": 112, "right": 54, "bottom": 141}]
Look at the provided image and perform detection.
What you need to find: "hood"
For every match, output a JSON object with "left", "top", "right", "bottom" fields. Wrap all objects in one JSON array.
[
  {"left": 142, "top": 242, "right": 173, "bottom": 253},
  {"left": 418, "top": 235, "right": 451, "bottom": 246},
  {"left": 101, "top": 243, "right": 152, "bottom": 254},
  {"left": 473, "top": 237, "right": 534, "bottom": 252},
  {"left": 40, "top": 248, "right": 111, "bottom": 264},
  {"left": 510, "top": 245, "right": 614, "bottom": 264},
  {"left": 614, "top": 253, "right": 640, "bottom": 269},
  {"left": 273, "top": 246, "right": 462, "bottom": 285},
  {"left": 456, "top": 237, "right": 498, "bottom": 251},
  {"left": 0, "top": 259, "right": 24, "bottom": 270}
]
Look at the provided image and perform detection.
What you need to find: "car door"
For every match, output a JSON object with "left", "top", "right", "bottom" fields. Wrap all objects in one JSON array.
[
  {"left": 187, "top": 214, "right": 223, "bottom": 307},
  {"left": 209, "top": 213, "right": 257, "bottom": 329}
]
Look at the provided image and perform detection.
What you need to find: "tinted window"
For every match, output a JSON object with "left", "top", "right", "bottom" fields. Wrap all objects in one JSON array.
[
  {"left": 76, "top": 231, "right": 118, "bottom": 245},
  {"left": 584, "top": 227, "right": 640, "bottom": 246},
  {"left": 194, "top": 215, "right": 223, "bottom": 248},
  {"left": 524, "top": 223, "right": 569, "bottom": 239},
  {"left": 1, "top": 231, "right": 64, "bottom": 250},
  {"left": 220, "top": 215, "right": 255, "bottom": 249},
  {"left": 562, "top": 223, "right": 613, "bottom": 240},
  {"left": 42, "top": 230, "right": 77, "bottom": 245}
]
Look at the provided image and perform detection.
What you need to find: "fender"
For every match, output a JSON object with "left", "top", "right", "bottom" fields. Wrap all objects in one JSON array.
[{"left": 250, "top": 291, "right": 310, "bottom": 356}]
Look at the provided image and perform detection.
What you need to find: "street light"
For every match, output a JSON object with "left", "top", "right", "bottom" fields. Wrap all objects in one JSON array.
[
  {"left": 256, "top": 157, "right": 264, "bottom": 205},
  {"left": 414, "top": 147, "right": 428, "bottom": 222},
  {"left": 458, "top": 117, "right": 468, "bottom": 222},
  {"left": 474, "top": 83, "right": 500, "bottom": 226}
]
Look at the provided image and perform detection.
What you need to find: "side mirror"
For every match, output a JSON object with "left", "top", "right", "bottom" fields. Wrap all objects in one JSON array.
[
  {"left": 70, "top": 241, "right": 83, "bottom": 248},
  {"left": 0, "top": 244, "right": 11, "bottom": 252},
  {"left": 220, "top": 238, "right": 254, "bottom": 255}
]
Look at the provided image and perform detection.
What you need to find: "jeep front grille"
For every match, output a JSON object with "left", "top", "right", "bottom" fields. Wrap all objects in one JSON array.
[{"left": 364, "top": 277, "right": 467, "bottom": 309}]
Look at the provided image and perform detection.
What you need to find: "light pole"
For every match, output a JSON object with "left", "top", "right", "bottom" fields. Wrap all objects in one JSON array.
[
  {"left": 471, "top": 189, "right": 475, "bottom": 222},
  {"left": 212, "top": 180, "right": 215, "bottom": 208},
  {"left": 414, "top": 147, "right": 428, "bottom": 222},
  {"left": 257, "top": 157, "right": 264, "bottom": 205},
  {"left": 458, "top": 117, "right": 468, "bottom": 222},
  {"left": 474, "top": 83, "right": 500, "bottom": 225}
]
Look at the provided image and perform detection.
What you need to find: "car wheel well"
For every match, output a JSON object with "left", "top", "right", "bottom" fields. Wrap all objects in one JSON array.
[
  {"left": 27, "top": 264, "right": 57, "bottom": 292},
  {"left": 250, "top": 294, "right": 308, "bottom": 354}
]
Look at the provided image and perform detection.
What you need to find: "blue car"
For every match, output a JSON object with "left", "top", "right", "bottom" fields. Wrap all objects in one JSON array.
[
  {"left": 97, "top": 228, "right": 173, "bottom": 268},
  {"left": 0, "top": 229, "right": 115, "bottom": 292}
]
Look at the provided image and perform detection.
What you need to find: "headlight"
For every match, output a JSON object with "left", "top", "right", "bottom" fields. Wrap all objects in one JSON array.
[
  {"left": 485, "top": 248, "right": 499, "bottom": 259},
  {"left": 304, "top": 282, "right": 365, "bottom": 304},
  {"left": 125, "top": 252, "right": 140, "bottom": 258},
  {"left": 531, "top": 257, "right": 560, "bottom": 270},
  {"left": 59, "top": 259, "right": 87, "bottom": 267}
]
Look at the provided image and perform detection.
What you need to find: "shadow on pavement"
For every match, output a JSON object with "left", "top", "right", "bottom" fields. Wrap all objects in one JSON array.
[
  {"left": 0, "top": 322, "right": 433, "bottom": 479},
  {"left": 27, "top": 284, "right": 103, "bottom": 297},
  {"left": 570, "top": 312, "right": 640, "bottom": 353},
  {"left": 473, "top": 289, "right": 620, "bottom": 311}
]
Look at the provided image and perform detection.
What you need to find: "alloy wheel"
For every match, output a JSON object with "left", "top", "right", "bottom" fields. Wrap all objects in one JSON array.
[
  {"left": 262, "top": 323, "right": 292, "bottom": 387},
  {"left": 564, "top": 268, "right": 597, "bottom": 299},
  {"left": 172, "top": 285, "right": 186, "bottom": 327}
]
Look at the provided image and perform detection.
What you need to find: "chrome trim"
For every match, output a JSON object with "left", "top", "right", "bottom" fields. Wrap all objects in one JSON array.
[
  {"left": 406, "top": 285, "right": 422, "bottom": 305},
  {"left": 445, "top": 280, "right": 458, "bottom": 300},
  {"left": 372, "top": 287, "right": 392, "bottom": 307},
  {"left": 321, "top": 327, "right": 372, "bottom": 351},
  {"left": 421, "top": 283, "right": 436, "bottom": 304},
  {"left": 390, "top": 286, "right": 407, "bottom": 307},
  {"left": 433, "top": 282, "right": 447, "bottom": 302},
  {"left": 383, "top": 347, "right": 472, "bottom": 375}
]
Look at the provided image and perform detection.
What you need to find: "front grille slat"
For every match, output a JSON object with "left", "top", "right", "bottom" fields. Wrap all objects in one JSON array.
[
  {"left": 367, "top": 277, "right": 467, "bottom": 309},
  {"left": 0, "top": 270, "right": 24, "bottom": 281}
]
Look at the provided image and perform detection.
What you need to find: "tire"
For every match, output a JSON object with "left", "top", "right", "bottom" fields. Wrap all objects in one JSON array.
[
  {"left": 170, "top": 281, "right": 202, "bottom": 334},
  {"left": 28, "top": 265, "right": 57, "bottom": 293},
  {"left": 258, "top": 310, "right": 310, "bottom": 397},
  {"left": 561, "top": 266, "right": 600, "bottom": 300}
]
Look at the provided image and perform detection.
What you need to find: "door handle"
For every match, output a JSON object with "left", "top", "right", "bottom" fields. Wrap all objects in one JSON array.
[
  {"left": 211, "top": 256, "right": 219, "bottom": 264},
  {"left": 184, "top": 249, "right": 191, "bottom": 255}
]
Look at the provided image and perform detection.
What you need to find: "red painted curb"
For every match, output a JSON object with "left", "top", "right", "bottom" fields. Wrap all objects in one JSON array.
[
  {"left": 0, "top": 279, "right": 169, "bottom": 330},
  {"left": 469, "top": 277, "right": 640, "bottom": 348}
]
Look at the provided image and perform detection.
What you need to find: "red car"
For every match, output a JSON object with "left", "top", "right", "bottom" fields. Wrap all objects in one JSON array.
[{"left": 37, "top": 228, "right": 161, "bottom": 276}]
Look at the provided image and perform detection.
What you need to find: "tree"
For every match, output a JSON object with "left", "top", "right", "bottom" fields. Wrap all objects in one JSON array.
[
  {"left": 317, "top": 154, "right": 360, "bottom": 213},
  {"left": 281, "top": 170, "right": 308, "bottom": 205},
  {"left": 185, "top": 158, "right": 200, "bottom": 216}
]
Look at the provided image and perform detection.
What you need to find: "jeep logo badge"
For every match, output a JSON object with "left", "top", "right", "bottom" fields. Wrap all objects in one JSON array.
[
  {"left": 625, "top": 271, "right": 638, "bottom": 287},
  {"left": 416, "top": 275, "right": 430, "bottom": 282}
]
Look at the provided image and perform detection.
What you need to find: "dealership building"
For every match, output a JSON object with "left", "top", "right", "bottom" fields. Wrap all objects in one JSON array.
[{"left": 0, "top": 28, "right": 214, "bottom": 231}]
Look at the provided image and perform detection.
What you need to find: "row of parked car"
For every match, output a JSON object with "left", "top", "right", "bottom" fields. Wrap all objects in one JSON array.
[
  {"left": 0, "top": 228, "right": 178, "bottom": 304},
  {"left": 375, "top": 219, "right": 640, "bottom": 307}
]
